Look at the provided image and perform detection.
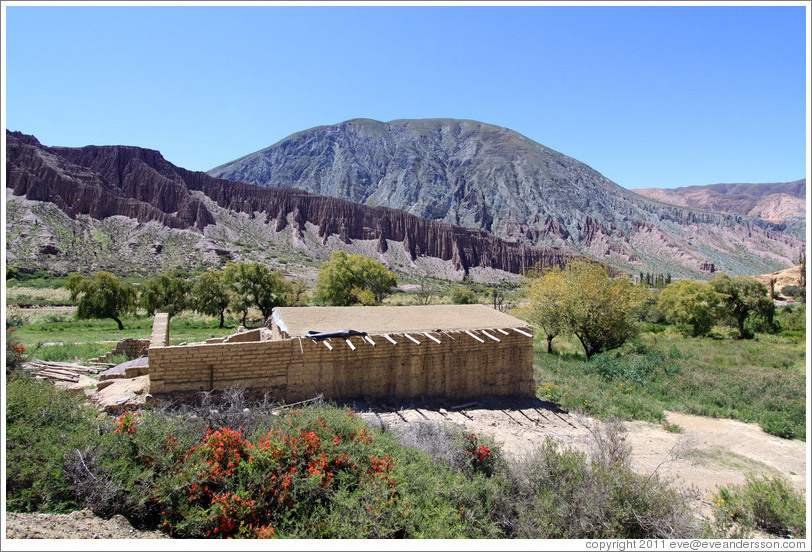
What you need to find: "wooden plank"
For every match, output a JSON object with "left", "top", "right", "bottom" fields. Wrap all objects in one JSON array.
[
  {"left": 450, "top": 401, "right": 478, "bottom": 411},
  {"left": 511, "top": 327, "right": 533, "bottom": 337},
  {"left": 381, "top": 334, "right": 397, "bottom": 345},
  {"left": 464, "top": 330, "right": 485, "bottom": 343},
  {"left": 422, "top": 332, "right": 441, "bottom": 344}
]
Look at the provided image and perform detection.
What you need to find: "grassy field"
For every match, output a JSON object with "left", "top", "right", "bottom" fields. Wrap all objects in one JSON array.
[
  {"left": 13, "top": 311, "right": 239, "bottom": 363},
  {"left": 534, "top": 327, "right": 806, "bottom": 440}
]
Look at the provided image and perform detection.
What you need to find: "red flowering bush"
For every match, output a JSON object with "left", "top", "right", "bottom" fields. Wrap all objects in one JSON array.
[
  {"left": 151, "top": 411, "right": 405, "bottom": 538},
  {"left": 463, "top": 433, "right": 497, "bottom": 476},
  {"left": 113, "top": 411, "right": 140, "bottom": 435},
  {"left": 6, "top": 326, "right": 27, "bottom": 375}
]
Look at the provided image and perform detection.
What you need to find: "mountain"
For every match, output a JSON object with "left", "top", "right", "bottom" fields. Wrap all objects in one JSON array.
[
  {"left": 5, "top": 130, "right": 578, "bottom": 280},
  {"left": 208, "top": 118, "right": 803, "bottom": 277},
  {"left": 632, "top": 180, "right": 806, "bottom": 224}
]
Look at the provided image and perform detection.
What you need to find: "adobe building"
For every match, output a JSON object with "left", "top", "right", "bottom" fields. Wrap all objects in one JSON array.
[{"left": 148, "top": 304, "right": 535, "bottom": 402}]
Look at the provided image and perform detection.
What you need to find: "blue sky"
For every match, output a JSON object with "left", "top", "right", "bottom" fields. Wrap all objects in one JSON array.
[{"left": 2, "top": 2, "right": 808, "bottom": 189}]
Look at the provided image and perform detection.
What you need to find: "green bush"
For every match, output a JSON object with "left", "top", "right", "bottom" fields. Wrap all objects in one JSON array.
[
  {"left": 511, "top": 435, "right": 696, "bottom": 539},
  {"left": 711, "top": 474, "right": 806, "bottom": 538},
  {"left": 450, "top": 286, "right": 478, "bottom": 305},
  {"left": 5, "top": 376, "right": 102, "bottom": 512}
]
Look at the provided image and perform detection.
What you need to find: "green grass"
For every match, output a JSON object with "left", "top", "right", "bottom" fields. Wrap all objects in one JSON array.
[
  {"left": 13, "top": 312, "right": 240, "bottom": 350},
  {"left": 535, "top": 328, "right": 806, "bottom": 440}
]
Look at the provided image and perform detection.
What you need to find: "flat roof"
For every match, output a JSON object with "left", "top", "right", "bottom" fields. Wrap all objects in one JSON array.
[{"left": 272, "top": 304, "right": 530, "bottom": 337}]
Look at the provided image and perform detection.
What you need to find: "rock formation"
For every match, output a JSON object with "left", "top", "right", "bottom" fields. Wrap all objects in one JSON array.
[{"left": 5, "top": 130, "right": 577, "bottom": 276}]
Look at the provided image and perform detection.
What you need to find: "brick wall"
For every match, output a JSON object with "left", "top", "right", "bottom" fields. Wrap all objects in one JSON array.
[
  {"left": 92, "top": 338, "right": 151, "bottom": 362},
  {"left": 148, "top": 326, "right": 534, "bottom": 402}
]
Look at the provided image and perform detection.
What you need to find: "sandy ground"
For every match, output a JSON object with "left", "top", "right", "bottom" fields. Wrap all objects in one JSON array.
[{"left": 357, "top": 397, "right": 808, "bottom": 499}]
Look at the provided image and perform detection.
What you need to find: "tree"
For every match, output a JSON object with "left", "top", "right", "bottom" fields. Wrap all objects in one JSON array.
[
  {"left": 140, "top": 274, "right": 189, "bottom": 319},
  {"left": 224, "top": 262, "right": 292, "bottom": 323},
  {"left": 414, "top": 275, "right": 438, "bottom": 305},
  {"left": 519, "top": 266, "right": 568, "bottom": 354},
  {"left": 523, "top": 261, "right": 642, "bottom": 359},
  {"left": 315, "top": 251, "right": 396, "bottom": 306},
  {"left": 191, "top": 270, "right": 231, "bottom": 328},
  {"left": 66, "top": 272, "right": 137, "bottom": 330},
  {"left": 657, "top": 279, "right": 721, "bottom": 337},
  {"left": 450, "top": 285, "right": 477, "bottom": 305},
  {"left": 710, "top": 273, "right": 774, "bottom": 339}
]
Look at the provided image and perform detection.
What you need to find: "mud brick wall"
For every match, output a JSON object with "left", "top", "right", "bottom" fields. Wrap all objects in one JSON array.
[
  {"left": 93, "top": 338, "right": 151, "bottom": 362},
  {"left": 148, "top": 328, "right": 534, "bottom": 402}
]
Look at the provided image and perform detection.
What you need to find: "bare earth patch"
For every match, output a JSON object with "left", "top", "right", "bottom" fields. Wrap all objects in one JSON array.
[
  {"left": 359, "top": 398, "right": 807, "bottom": 506},
  {"left": 4, "top": 509, "right": 168, "bottom": 539}
]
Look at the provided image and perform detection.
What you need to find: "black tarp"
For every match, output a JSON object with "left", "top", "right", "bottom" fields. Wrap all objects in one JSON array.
[{"left": 305, "top": 329, "right": 368, "bottom": 341}]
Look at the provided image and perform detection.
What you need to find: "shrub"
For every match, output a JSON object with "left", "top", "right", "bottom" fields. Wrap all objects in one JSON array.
[
  {"left": 450, "top": 286, "right": 478, "bottom": 305},
  {"left": 711, "top": 474, "right": 806, "bottom": 538},
  {"left": 6, "top": 377, "right": 102, "bottom": 512},
  {"left": 510, "top": 434, "right": 696, "bottom": 539}
]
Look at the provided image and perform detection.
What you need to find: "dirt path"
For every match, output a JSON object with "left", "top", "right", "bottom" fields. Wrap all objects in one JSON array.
[{"left": 358, "top": 398, "right": 807, "bottom": 498}]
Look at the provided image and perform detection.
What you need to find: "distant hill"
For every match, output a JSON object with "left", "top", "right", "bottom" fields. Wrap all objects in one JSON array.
[
  {"left": 632, "top": 180, "right": 806, "bottom": 224},
  {"left": 208, "top": 118, "right": 802, "bottom": 277},
  {"left": 4, "top": 130, "right": 578, "bottom": 280}
]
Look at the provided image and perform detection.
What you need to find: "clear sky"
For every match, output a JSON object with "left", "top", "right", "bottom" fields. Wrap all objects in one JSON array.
[{"left": 2, "top": 1, "right": 808, "bottom": 190}]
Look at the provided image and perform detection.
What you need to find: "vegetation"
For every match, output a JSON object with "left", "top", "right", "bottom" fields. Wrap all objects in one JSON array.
[
  {"left": 139, "top": 273, "right": 189, "bottom": 319},
  {"left": 533, "top": 331, "right": 806, "bottom": 440},
  {"left": 657, "top": 279, "right": 720, "bottom": 337},
  {"left": 449, "top": 285, "right": 478, "bottom": 305},
  {"left": 316, "top": 251, "right": 397, "bottom": 306},
  {"left": 66, "top": 272, "right": 137, "bottom": 330},
  {"left": 710, "top": 273, "right": 774, "bottom": 339},
  {"left": 5, "top": 381, "right": 699, "bottom": 539},
  {"left": 522, "top": 261, "right": 643, "bottom": 358},
  {"left": 710, "top": 475, "right": 806, "bottom": 538},
  {"left": 191, "top": 270, "right": 231, "bottom": 328},
  {"left": 223, "top": 261, "right": 292, "bottom": 323},
  {"left": 13, "top": 313, "right": 236, "bottom": 356},
  {"left": 518, "top": 266, "right": 567, "bottom": 353}
]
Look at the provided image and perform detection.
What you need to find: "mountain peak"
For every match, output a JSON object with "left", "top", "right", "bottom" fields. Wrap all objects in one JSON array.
[{"left": 207, "top": 119, "right": 802, "bottom": 277}]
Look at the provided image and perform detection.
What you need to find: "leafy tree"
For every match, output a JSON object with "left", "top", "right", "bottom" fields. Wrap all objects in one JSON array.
[
  {"left": 224, "top": 262, "right": 291, "bottom": 323},
  {"left": 519, "top": 266, "right": 568, "bottom": 354},
  {"left": 315, "top": 251, "right": 396, "bottom": 306},
  {"left": 524, "top": 261, "right": 642, "bottom": 359},
  {"left": 191, "top": 270, "right": 231, "bottom": 328},
  {"left": 140, "top": 274, "right": 189, "bottom": 319},
  {"left": 66, "top": 272, "right": 137, "bottom": 330},
  {"left": 710, "top": 273, "right": 774, "bottom": 339},
  {"left": 657, "top": 279, "right": 721, "bottom": 337},
  {"left": 450, "top": 286, "right": 478, "bottom": 305}
]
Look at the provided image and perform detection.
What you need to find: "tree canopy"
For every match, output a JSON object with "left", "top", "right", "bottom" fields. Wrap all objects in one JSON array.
[
  {"left": 66, "top": 272, "right": 137, "bottom": 330},
  {"left": 224, "top": 262, "right": 291, "bottom": 323},
  {"left": 657, "top": 279, "right": 721, "bottom": 337},
  {"left": 518, "top": 266, "right": 568, "bottom": 354},
  {"left": 710, "top": 273, "right": 774, "bottom": 339},
  {"left": 316, "top": 251, "right": 396, "bottom": 306},
  {"left": 191, "top": 270, "right": 231, "bottom": 328},
  {"left": 522, "top": 261, "right": 642, "bottom": 358},
  {"left": 139, "top": 274, "right": 189, "bottom": 319}
]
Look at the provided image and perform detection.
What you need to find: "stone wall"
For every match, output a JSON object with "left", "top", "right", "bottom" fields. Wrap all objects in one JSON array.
[{"left": 148, "top": 327, "right": 534, "bottom": 403}]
